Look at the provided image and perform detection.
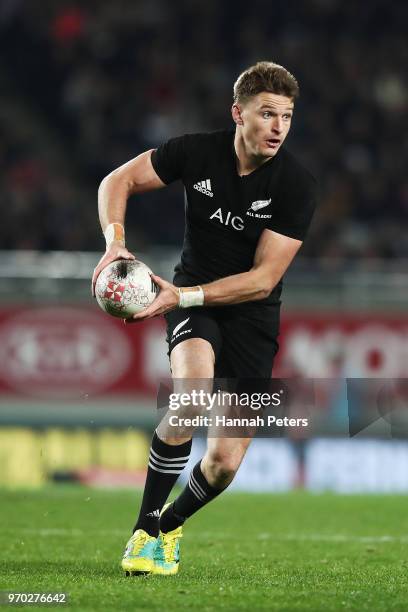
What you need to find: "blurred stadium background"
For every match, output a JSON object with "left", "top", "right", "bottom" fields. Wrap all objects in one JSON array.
[{"left": 0, "top": 0, "right": 407, "bottom": 493}]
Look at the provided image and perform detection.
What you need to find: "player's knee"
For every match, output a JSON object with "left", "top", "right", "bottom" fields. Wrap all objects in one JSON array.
[
  {"left": 170, "top": 338, "right": 215, "bottom": 379},
  {"left": 158, "top": 402, "right": 207, "bottom": 442}
]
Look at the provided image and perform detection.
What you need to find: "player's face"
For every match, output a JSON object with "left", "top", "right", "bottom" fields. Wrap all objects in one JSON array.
[{"left": 234, "top": 92, "right": 294, "bottom": 158}]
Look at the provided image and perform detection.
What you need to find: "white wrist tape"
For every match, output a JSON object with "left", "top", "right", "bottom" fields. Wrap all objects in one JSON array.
[
  {"left": 178, "top": 286, "right": 205, "bottom": 308},
  {"left": 104, "top": 223, "right": 125, "bottom": 248}
]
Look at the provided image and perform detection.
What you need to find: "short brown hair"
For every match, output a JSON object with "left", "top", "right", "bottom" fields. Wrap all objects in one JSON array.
[{"left": 233, "top": 61, "right": 299, "bottom": 104}]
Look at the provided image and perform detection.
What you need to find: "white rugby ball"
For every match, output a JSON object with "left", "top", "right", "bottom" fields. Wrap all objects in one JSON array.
[{"left": 95, "top": 259, "right": 158, "bottom": 318}]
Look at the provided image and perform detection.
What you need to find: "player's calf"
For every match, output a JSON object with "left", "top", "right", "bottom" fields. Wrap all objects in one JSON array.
[
  {"left": 202, "top": 436, "right": 252, "bottom": 488},
  {"left": 201, "top": 449, "right": 242, "bottom": 488},
  {"left": 159, "top": 459, "right": 227, "bottom": 535},
  {"left": 132, "top": 432, "right": 192, "bottom": 537}
]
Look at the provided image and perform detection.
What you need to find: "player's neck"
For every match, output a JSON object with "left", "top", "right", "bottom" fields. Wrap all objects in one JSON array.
[{"left": 233, "top": 131, "right": 271, "bottom": 176}]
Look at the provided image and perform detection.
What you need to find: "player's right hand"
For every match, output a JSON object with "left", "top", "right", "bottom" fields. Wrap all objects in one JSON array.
[{"left": 91, "top": 242, "right": 136, "bottom": 297}]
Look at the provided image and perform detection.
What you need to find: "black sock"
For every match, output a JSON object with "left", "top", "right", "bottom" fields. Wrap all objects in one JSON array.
[
  {"left": 133, "top": 431, "right": 192, "bottom": 537},
  {"left": 160, "top": 460, "right": 227, "bottom": 533}
]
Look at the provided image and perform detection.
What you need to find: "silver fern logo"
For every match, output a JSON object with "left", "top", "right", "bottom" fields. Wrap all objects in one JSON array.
[
  {"left": 250, "top": 199, "right": 271, "bottom": 211},
  {"left": 246, "top": 199, "right": 272, "bottom": 218},
  {"left": 171, "top": 317, "right": 192, "bottom": 342}
]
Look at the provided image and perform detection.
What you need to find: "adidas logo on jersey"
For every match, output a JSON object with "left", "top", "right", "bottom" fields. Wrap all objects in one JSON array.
[{"left": 193, "top": 179, "right": 213, "bottom": 197}]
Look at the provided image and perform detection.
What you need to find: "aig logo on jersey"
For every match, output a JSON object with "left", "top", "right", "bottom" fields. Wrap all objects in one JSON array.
[
  {"left": 209, "top": 208, "right": 244, "bottom": 231},
  {"left": 246, "top": 199, "right": 272, "bottom": 219}
]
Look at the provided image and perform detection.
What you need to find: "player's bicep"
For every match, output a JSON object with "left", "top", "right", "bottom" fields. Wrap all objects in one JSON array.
[
  {"left": 107, "top": 150, "right": 166, "bottom": 194},
  {"left": 253, "top": 228, "right": 302, "bottom": 281}
]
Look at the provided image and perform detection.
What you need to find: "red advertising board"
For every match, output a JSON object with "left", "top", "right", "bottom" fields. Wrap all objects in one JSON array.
[
  {"left": 278, "top": 312, "right": 408, "bottom": 379},
  {"left": 0, "top": 307, "right": 406, "bottom": 399}
]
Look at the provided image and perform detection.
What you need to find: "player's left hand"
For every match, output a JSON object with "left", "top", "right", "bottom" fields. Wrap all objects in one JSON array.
[{"left": 124, "top": 273, "right": 179, "bottom": 323}]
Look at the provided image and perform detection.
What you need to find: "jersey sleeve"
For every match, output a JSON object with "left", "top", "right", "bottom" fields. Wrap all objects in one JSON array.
[
  {"left": 150, "top": 135, "right": 188, "bottom": 185},
  {"left": 267, "top": 169, "right": 318, "bottom": 241}
]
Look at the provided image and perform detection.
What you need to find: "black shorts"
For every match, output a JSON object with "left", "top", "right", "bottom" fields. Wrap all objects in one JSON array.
[{"left": 165, "top": 301, "right": 280, "bottom": 378}]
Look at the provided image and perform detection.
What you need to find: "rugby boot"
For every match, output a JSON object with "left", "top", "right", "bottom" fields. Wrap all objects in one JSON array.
[
  {"left": 154, "top": 503, "right": 183, "bottom": 575},
  {"left": 121, "top": 529, "right": 157, "bottom": 575}
]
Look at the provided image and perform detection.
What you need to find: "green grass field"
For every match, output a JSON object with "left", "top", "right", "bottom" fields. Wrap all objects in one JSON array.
[{"left": 1, "top": 487, "right": 408, "bottom": 611}]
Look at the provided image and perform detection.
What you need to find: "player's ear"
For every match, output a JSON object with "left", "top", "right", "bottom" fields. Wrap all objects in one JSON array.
[{"left": 231, "top": 103, "right": 244, "bottom": 126}]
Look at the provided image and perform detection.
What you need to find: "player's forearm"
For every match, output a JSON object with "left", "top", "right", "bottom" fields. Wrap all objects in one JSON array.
[
  {"left": 200, "top": 268, "right": 277, "bottom": 306},
  {"left": 98, "top": 173, "right": 131, "bottom": 232},
  {"left": 189, "top": 232, "right": 302, "bottom": 307},
  {"left": 98, "top": 150, "right": 163, "bottom": 233}
]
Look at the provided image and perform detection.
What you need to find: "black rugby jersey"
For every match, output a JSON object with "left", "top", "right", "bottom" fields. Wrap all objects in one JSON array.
[{"left": 151, "top": 129, "right": 317, "bottom": 304}]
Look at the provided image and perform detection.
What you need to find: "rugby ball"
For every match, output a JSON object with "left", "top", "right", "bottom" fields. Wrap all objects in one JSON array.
[{"left": 95, "top": 259, "right": 158, "bottom": 318}]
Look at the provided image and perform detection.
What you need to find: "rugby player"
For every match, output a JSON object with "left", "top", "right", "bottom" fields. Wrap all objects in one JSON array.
[{"left": 92, "top": 61, "right": 317, "bottom": 575}]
